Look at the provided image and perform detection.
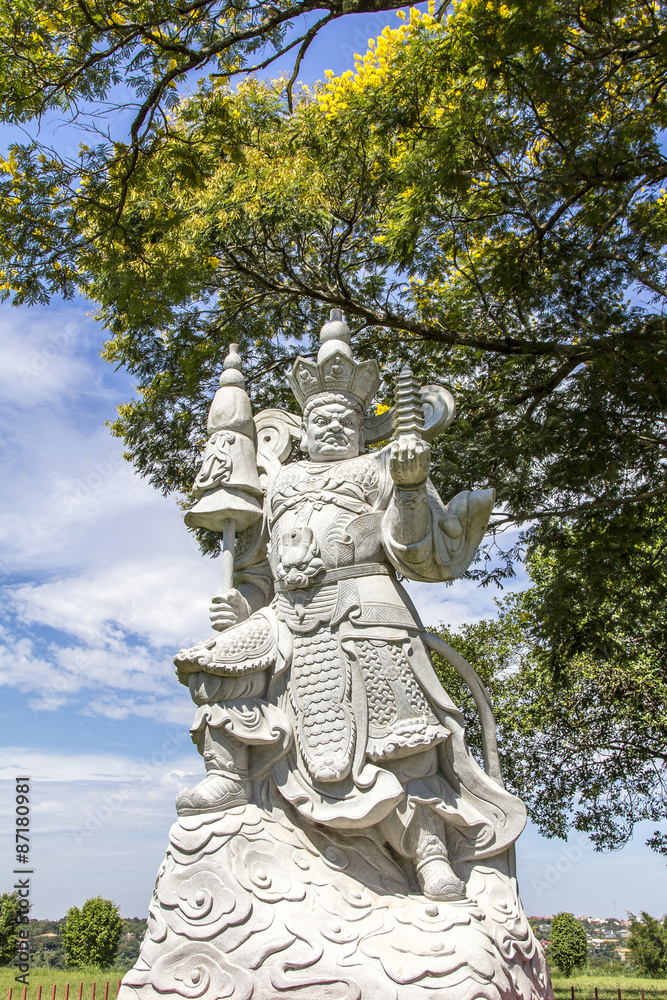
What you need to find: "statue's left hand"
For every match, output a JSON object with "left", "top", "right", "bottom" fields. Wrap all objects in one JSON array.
[
  {"left": 389, "top": 436, "right": 431, "bottom": 487},
  {"left": 210, "top": 590, "right": 252, "bottom": 632}
]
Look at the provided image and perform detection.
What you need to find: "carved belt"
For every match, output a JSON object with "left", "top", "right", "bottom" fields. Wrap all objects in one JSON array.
[{"left": 274, "top": 562, "right": 391, "bottom": 594}]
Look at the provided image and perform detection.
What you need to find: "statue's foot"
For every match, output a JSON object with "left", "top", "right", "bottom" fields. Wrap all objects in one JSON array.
[
  {"left": 417, "top": 858, "right": 466, "bottom": 902},
  {"left": 176, "top": 771, "right": 250, "bottom": 816}
]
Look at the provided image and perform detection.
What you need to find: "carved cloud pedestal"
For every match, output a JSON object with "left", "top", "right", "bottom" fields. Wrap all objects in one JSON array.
[{"left": 119, "top": 783, "right": 552, "bottom": 1000}]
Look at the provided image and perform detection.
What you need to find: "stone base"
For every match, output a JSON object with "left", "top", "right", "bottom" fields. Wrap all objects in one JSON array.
[{"left": 119, "top": 790, "right": 552, "bottom": 1000}]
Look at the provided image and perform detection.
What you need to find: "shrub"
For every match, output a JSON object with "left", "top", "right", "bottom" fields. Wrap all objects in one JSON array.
[
  {"left": 550, "top": 912, "right": 588, "bottom": 977},
  {"left": 62, "top": 898, "right": 122, "bottom": 969}
]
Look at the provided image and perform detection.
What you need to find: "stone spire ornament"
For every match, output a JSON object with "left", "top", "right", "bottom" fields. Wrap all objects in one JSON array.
[
  {"left": 184, "top": 343, "right": 262, "bottom": 590},
  {"left": 394, "top": 363, "right": 426, "bottom": 439}
]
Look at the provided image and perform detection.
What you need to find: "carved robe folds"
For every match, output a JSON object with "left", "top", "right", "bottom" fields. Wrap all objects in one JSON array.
[{"left": 175, "top": 449, "right": 525, "bottom": 862}]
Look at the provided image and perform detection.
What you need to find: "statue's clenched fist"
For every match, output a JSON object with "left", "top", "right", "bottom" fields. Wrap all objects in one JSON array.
[
  {"left": 389, "top": 436, "right": 431, "bottom": 487},
  {"left": 209, "top": 589, "right": 252, "bottom": 632}
]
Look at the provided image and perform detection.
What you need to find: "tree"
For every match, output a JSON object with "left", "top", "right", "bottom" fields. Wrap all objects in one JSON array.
[
  {"left": 84, "top": 1, "right": 666, "bottom": 573},
  {"left": 627, "top": 912, "right": 667, "bottom": 978},
  {"left": 0, "top": 892, "right": 20, "bottom": 965},
  {"left": 498, "top": 527, "right": 667, "bottom": 854},
  {"left": 1, "top": 0, "right": 667, "bottom": 850},
  {"left": 549, "top": 912, "right": 588, "bottom": 978},
  {"left": 1, "top": 3, "right": 665, "bottom": 550},
  {"left": 431, "top": 561, "right": 667, "bottom": 856},
  {"left": 62, "top": 897, "right": 123, "bottom": 969}
]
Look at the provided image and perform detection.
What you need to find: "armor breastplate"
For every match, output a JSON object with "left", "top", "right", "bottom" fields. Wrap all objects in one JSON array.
[{"left": 269, "top": 455, "right": 386, "bottom": 577}]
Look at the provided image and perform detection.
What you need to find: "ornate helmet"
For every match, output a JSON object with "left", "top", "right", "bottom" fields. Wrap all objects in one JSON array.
[{"left": 288, "top": 310, "right": 380, "bottom": 414}]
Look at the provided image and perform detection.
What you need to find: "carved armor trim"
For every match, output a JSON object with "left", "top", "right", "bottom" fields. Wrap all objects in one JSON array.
[
  {"left": 274, "top": 561, "right": 391, "bottom": 592},
  {"left": 344, "top": 637, "right": 449, "bottom": 762},
  {"left": 350, "top": 602, "right": 416, "bottom": 627},
  {"left": 290, "top": 629, "right": 355, "bottom": 783}
]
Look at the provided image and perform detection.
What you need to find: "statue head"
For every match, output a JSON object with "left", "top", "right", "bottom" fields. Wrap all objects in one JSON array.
[
  {"left": 300, "top": 392, "right": 365, "bottom": 462},
  {"left": 288, "top": 312, "right": 380, "bottom": 453}
]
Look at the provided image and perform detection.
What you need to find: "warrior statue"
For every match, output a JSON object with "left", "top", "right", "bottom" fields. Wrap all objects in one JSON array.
[{"left": 119, "top": 312, "right": 553, "bottom": 1000}]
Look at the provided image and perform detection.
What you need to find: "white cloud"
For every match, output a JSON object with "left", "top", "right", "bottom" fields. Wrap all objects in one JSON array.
[
  {"left": 0, "top": 629, "right": 195, "bottom": 718},
  {"left": 0, "top": 745, "right": 201, "bottom": 840},
  {"left": 0, "top": 746, "right": 191, "bottom": 784},
  {"left": 403, "top": 574, "right": 526, "bottom": 631},
  {"left": 0, "top": 302, "right": 193, "bottom": 581},
  {"left": 0, "top": 303, "right": 223, "bottom": 717},
  {"left": 0, "top": 419, "right": 175, "bottom": 577},
  {"left": 83, "top": 694, "right": 193, "bottom": 725},
  {"left": 0, "top": 312, "right": 92, "bottom": 407},
  {"left": 9, "top": 556, "right": 217, "bottom": 650},
  {"left": 0, "top": 547, "right": 220, "bottom": 715},
  {"left": 0, "top": 743, "right": 205, "bottom": 915}
]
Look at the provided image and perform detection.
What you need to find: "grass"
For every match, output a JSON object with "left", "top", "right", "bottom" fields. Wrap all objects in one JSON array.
[
  {"left": 0, "top": 970, "right": 130, "bottom": 1000},
  {"left": 551, "top": 973, "right": 667, "bottom": 999},
  {"left": 1, "top": 967, "right": 667, "bottom": 1000}
]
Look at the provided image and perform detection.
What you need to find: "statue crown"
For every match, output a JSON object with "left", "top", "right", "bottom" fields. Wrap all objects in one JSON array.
[{"left": 288, "top": 310, "right": 381, "bottom": 414}]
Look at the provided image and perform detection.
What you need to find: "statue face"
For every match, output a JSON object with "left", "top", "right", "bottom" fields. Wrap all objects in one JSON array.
[{"left": 303, "top": 401, "right": 364, "bottom": 462}]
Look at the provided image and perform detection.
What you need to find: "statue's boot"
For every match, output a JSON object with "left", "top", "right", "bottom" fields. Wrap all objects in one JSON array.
[
  {"left": 176, "top": 727, "right": 250, "bottom": 816},
  {"left": 413, "top": 813, "right": 466, "bottom": 902},
  {"left": 416, "top": 853, "right": 467, "bottom": 902}
]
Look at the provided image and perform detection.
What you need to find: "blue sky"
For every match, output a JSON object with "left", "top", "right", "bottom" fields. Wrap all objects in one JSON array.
[{"left": 0, "top": 9, "right": 665, "bottom": 923}]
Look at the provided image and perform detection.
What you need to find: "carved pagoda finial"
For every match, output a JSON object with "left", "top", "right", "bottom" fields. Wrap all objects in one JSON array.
[
  {"left": 318, "top": 309, "right": 352, "bottom": 355},
  {"left": 393, "top": 364, "right": 425, "bottom": 439},
  {"left": 185, "top": 341, "right": 262, "bottom": 544}
]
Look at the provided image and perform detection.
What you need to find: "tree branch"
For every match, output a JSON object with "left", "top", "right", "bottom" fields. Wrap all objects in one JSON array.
[{"left": 489, "top": 486, "right": 667, "bottom": 529}]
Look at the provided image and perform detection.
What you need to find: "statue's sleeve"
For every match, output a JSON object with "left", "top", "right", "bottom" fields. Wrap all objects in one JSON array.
[
  {"left": 233, "top": 518, "right": 274, "bottom": 608},
  {"left": 381, "top": 465, "right": 495, "bottom": 582}
]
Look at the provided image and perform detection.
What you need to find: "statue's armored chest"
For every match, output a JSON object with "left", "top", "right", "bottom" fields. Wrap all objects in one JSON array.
[
  {"left": 270, "top": 456, "right": 381, "bottom": 526},
  {"left": 269, "top": 456, "right": 385, "bottom": 576}
]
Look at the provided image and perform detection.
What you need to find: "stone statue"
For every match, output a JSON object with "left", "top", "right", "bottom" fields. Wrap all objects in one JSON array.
[{"left": 119, "top": 313, "right": 553, "bottom": 1000}]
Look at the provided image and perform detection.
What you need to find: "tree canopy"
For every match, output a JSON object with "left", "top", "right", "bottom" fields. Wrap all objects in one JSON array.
[
  {"left": 627, "top": 912, "right": 667, "bottom": 978},
  {"left": 2, "top": 0, "right": 664, "bottom": 552},
  {"left": 0, "top": 892, "right": 19, "bottom": 966},
  {"left": 432, "top": 571, "right": 667, "bottom": 857},
  {"left": 0, "top": 0, "right": 408, "bottom": 277},
  {"left": 90, "top": 0, "right": 667, "bottom": 690}
]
